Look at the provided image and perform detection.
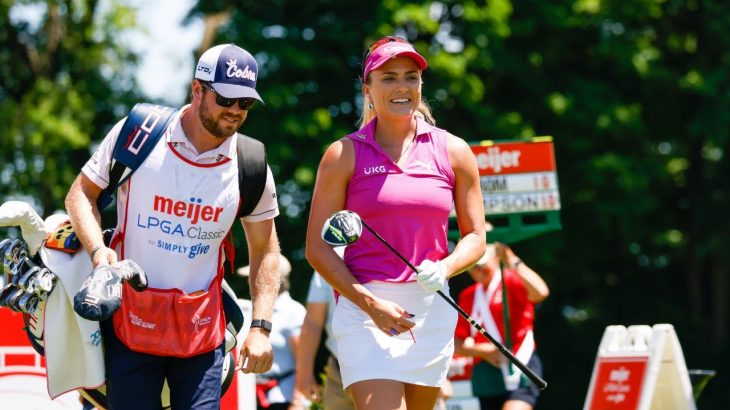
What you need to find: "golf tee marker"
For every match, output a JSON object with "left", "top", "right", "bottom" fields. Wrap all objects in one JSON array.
[{"left": 583, "top": 324, "right": 697, "bottom": 410}]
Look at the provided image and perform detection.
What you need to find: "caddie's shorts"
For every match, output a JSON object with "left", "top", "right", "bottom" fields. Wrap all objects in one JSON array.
[{"left": 101, "top": 319, "right": 225, "bottom": 410}]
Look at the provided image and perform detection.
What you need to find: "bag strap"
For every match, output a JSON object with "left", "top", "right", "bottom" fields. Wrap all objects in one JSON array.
[
  {"left": 95, "top": 103, "right": 267, "bottom": 219},
  {"left": 97, "top": 103, "right": 177, "bottom": 210},
  {"left": 235, "top": 134, "right": 267, "bottom": 219},
  {"left": 224, "top": 135, "right": 267, "bottom": 275}
]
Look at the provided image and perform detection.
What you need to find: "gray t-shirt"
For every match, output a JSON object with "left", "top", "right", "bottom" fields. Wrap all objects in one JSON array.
[
  {"left": 261, "top": 291, "right": 306, "bottom": 404},
  {"left": 306, "top": 272, "right": 337, "bottom": 357}
]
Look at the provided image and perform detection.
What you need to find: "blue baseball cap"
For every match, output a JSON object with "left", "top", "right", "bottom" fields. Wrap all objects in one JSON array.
[{"left": 194, "top": 44, "right": 264, "bottom": 103}]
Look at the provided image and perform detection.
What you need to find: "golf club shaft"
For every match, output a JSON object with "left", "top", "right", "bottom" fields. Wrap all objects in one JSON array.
[{"left": 360, "top": 221, "right": 547, "bottom": 391}]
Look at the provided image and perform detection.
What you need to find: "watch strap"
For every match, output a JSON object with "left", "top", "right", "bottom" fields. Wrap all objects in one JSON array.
[{"left": 250, "top": 319, "right": 272, "bottom": 332}]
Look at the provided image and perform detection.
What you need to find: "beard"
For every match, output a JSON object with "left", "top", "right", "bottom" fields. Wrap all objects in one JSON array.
[{"left": 199, "top": 101, "right": 245, "bottom": 139}]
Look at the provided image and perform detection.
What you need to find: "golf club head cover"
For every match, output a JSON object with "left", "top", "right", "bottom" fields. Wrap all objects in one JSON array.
[
  {"left": 0, "top": 201, "right": 48, "bottom": 256},
  {"left": 116, "top": 259, "right": 148, "bottom": 291},
  {"left": 73, "top": 265, "right": 124, "bottom": 321},
  {"left": 416, "top": 259, "right": 448, "bottom": 293},
  {"left": 321, "top": 210, "right": 363, "bottom": 246}
]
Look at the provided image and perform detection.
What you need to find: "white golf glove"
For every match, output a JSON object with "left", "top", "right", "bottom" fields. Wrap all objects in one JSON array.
[{"left": 416, "top": 259, "right": 447, "bottom": 292}]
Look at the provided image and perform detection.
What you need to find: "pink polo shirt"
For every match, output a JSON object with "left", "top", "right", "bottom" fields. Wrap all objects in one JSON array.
[{"left": 344, "top": 116, "right": 455, "bottom": 283}]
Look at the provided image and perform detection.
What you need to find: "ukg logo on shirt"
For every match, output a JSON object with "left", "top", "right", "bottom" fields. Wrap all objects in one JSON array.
[{"left": 363, "top": 165, "right": 387, "bottom": 175}]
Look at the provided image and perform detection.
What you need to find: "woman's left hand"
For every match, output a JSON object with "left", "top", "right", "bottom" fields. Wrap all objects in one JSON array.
[{"left": 416, "top": 259, "right": 448, "bottom": 292}]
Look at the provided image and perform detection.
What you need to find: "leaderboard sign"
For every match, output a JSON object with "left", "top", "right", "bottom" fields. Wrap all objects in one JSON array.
[{"left": 471, "top": 138, "right": 560, "bottom": 215}]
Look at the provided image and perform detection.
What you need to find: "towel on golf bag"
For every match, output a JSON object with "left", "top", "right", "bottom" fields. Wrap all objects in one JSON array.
[{"left": 40, "top": 214, "right": 106, "bottom": 399}]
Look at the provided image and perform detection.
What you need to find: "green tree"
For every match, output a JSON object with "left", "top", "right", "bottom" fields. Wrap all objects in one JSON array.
[
  {"left": 0, "top": 0, "right": 144, "bottom": 215},
  {"left": 1, "top": 0, "right": 725, "bottom": 406},
  {"left": 190, "top": 1, "right": 727, "bottom": 407}
]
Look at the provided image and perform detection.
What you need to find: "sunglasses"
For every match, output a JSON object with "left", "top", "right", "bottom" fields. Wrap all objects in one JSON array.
[
  {"left": 362, "top": 36, "right": 410, "bottom": 68},
  {"left": 201, "top": 82, "right": 256, "bottom": 110}
]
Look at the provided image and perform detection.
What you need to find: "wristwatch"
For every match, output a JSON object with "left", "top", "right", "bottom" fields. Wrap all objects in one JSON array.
[{"left": 250, "top": 319, "right": 273, "bottom": 333}]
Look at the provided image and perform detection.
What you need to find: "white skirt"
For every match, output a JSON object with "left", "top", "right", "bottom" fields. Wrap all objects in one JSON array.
[{"left": 333, "top": 281, "right": 457, "bottom": 389}]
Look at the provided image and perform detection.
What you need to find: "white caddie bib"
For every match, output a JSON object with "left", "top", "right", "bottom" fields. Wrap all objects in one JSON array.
[
  {"left": 472, "top": 271, "right": 534, "bottom": 391},
  {"left": 118, "top": 134, "right": 239, "bottom": 293}
]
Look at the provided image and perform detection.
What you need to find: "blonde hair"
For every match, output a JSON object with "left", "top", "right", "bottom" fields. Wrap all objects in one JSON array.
[{"left": 357, "top": 80, "right": 436, "bottom": 129}]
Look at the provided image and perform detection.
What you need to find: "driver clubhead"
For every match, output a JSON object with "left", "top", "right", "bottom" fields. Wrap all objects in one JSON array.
[{"left": 321, "top": 210, "right": 363, "bottom": 246}]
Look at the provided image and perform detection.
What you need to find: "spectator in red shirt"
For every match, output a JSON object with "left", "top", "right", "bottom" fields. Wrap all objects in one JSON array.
[{"left": 454, "top": 242, "right": 549, "bottom": 410}]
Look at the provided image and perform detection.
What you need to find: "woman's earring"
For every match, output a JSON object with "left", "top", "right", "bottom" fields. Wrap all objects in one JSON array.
[{"left": 368, "top": 102, "right": 373, "bottom": 109}]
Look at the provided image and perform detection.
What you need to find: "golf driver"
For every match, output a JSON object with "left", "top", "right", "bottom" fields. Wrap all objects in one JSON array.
[{"left": 321, "top": 210, "right": 547, "bottom": 390}]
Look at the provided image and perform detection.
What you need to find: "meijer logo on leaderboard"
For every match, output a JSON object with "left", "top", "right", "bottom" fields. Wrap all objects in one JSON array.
[
  {"left": 475, "top": 147, "right": 521, "bottom": 173},
  {"left": 153, "top": 195, "right": 223, "bottom": 225}
]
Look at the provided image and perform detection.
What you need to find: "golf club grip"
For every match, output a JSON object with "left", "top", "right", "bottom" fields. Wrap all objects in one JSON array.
[{"left": 360, "top": 221, "right": 547, "bottom": 390}]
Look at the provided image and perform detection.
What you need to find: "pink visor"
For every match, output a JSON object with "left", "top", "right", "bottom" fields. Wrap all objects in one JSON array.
[{"left": 362, "top": 39, "right": 428, "bottom": 80}]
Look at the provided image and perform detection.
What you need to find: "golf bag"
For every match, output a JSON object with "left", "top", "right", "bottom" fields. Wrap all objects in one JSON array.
[{"left": 0, "top": 203, "right": 243, "bottom": 409}]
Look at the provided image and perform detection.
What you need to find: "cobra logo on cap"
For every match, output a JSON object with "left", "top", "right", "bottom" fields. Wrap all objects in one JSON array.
[{"left": 226, "top": 59, "right": 256, "bottom": 81}]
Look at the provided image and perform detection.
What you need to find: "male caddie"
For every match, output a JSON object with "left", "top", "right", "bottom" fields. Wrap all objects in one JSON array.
[{"left": 65, "top": 43, "right": 282, "bottom": 409}]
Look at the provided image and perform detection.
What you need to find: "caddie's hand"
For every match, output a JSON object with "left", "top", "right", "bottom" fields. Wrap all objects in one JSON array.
[
  {"left": 91, "top": 246, "right": 117, "bottom": 268},
  {"left": 237, "top": 329, "right": 273, "bottom": 374},
  {"left": 416, "top": 259, "right": 447, "bottom": 292}
]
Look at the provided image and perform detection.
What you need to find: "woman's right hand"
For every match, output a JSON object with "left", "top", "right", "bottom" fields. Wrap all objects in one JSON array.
[{"left": 366, "top": 297, "right": 416, "bottom": 336}]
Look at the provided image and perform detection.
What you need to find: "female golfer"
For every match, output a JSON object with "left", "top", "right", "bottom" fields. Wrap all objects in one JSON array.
[{"left": 305, "top": 35, "right": 486, "bottom": 410}]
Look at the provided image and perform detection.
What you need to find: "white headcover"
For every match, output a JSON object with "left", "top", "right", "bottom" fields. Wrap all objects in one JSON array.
[{"left": 0, "top": 201, "right": 48, "bottom": 255}]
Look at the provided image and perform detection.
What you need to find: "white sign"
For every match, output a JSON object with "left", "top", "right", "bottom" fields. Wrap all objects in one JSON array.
[
  {"left": 481, "top": 172, "right": 559, "bottom": 194},
  {"left": 470, "top": 140, "right": 561, "bottom": 218},
  {"left": 484, "top": 191, "right": 561, "bottom": 215},
  {"left": 583, "top": 324, "right": 696, "bottom": 410}
]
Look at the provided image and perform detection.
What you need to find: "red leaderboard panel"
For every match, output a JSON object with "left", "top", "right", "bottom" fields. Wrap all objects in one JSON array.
[
  {"left": 472, "top": 141, "right": 557, "bottom": 176},
  {"left": 470, "top": 139, "right": 560, "bottom": 216}
]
